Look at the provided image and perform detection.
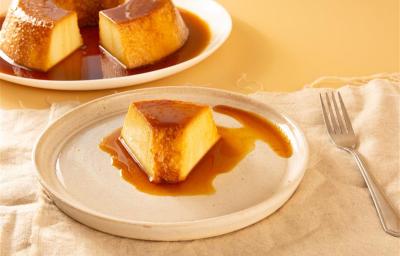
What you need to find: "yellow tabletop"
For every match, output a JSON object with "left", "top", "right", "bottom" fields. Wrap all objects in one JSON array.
[{"left": 0, "top": 0, "right": 398, "bottom": 109}]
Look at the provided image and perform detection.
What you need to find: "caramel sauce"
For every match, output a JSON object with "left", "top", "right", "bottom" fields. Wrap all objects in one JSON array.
[
  {"left": 104, "top": 0, "right": 164, "bottom": 23},
  {"left": 133, "top": 100, "right": 207, "bottom": 127},
  {"left": 213, "top": 105, "right": 292, "bottom": 158},
  {"left": 0, "top": 9, "right": 210, "bottom": 80},
  {"left": 99, "top": 105, "right": 292, "bottom": 196},
  {"left": 17, "top": 0, "right": 70, "bottom": 24}
]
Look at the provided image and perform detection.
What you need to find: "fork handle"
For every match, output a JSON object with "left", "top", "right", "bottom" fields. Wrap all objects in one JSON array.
[{"left": 348, "top": 149, "right": 400, "bottom": 237}]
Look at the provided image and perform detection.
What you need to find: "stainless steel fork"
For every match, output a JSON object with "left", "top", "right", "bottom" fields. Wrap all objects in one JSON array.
[{"left": 320, "top": 91, "right": 400, "bottom": 237}]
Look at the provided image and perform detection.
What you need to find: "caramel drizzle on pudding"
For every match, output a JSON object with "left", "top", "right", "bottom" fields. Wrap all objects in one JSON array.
[
  {"left": 99, "top": 105, "right": 292, "bottom": 196},
  {"left": 103, "top": 0, "right": 165, "bottom": 23},
  {"left": 0, "top": 9, "right": 210, "bottom": 80}
]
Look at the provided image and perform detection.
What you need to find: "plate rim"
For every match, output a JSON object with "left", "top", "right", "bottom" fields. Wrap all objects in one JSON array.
[
  {"left": 33, "top": 86, "right": 309, "bottom": 230},
  {"left": 0, "top": 0, "right": 232, "bottom": 91}
]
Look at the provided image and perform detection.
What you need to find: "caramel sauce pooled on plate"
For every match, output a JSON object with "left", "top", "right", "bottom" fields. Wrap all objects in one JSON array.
[
  {"left": 0, "top": 9, "right": 210, "bottom": 80},
  {"left": 99, "top": 105, "right": 292, "bottom": 196}
]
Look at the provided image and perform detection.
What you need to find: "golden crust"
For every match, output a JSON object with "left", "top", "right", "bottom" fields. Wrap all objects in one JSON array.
[
  {"left": 0, "top": 1, "right": 70, "bottom": 71},
  {"left": 7, "top": 0, "right": 70, "bottom": 26},
  {"left": 152, "top": 126, "right": 182, "bottom": 183}
]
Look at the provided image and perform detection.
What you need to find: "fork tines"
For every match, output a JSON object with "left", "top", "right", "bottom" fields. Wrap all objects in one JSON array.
[{"left": 319, "top": 92, "right": 354, "bottom": 135}]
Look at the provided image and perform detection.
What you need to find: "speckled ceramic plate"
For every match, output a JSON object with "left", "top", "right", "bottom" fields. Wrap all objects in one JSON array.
[
  {"left": 33, "top": 86, "right": 309, "bottom": 241},
  {"left": 0, "top": 0, "right": 231, "bottom": 90}
]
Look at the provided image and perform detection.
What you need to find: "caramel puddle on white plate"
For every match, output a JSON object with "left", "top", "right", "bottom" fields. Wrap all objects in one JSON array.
[{"left": 99, "top": 105, "right": 292, "bottom": 196}]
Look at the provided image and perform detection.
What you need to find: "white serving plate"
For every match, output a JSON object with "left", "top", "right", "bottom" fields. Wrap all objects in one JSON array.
[
  {"left": 0, "top": 0, "right": 232, "bottom": 90},
  {"left": 33, "top": 86, "right": 309, "bottom": 241}
]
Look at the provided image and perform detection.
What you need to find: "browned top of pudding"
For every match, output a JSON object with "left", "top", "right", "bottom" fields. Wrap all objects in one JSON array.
[
  {"left": 7, "top": 0, "right": 71, "bottom": 27},
  {"left": 133, "top": 100, "right": 208, "bottom": 127},
  {"left": 101, "top": 0, "right": 168, "bottom": 23}
]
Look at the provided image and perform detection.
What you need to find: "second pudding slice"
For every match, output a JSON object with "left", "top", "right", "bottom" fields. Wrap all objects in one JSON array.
[{"left": 120, "top": 100, "right": 220, "bottom": 184}]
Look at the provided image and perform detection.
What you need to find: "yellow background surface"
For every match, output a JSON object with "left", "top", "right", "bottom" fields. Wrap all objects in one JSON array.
[{"left": 0, "top": 0, "right": 398, "bottom": 109}]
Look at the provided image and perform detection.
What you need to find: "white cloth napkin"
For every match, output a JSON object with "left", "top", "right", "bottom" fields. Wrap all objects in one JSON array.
[{"left": 1, "top": 79, "right": 399, "bottom": 256}]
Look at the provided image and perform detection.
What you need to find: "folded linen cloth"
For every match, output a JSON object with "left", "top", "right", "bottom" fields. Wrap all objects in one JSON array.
[{"left": 0, "top": 79, "right": 399, "bottom": 256}]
